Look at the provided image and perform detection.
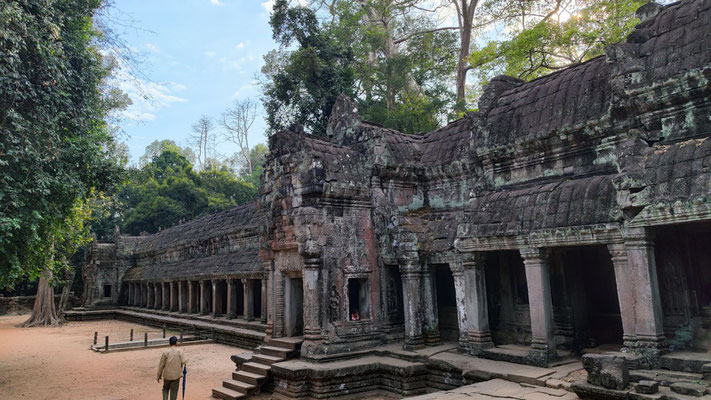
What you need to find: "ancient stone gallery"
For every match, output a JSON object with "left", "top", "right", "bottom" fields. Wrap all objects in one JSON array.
[{"left": 79, "top": 1, "right": 711, "bottom": 398}]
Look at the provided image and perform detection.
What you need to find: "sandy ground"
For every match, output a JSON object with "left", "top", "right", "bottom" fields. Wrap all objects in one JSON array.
[{"left": 0, "top": 314, "right": 241, "bottom": 400}]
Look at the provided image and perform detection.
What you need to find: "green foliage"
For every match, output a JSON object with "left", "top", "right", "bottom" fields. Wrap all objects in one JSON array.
[
  {"left": 118, "top": 148, "right": 257, "bottom": 236},
  {"left": 262, "top": 0, "right": 356, "bottom": 136},
  {"left": 139, "top": 139, "right": 196, "bottom": 167},
  {"left": 262, "top": 0, "right": 457, "bottom": 135},
  {"left": 0, "top": 0, "right": 125, "bottom": 288},
  {"left": 470, "top": 0, "right": 646, "bottom": 82}
]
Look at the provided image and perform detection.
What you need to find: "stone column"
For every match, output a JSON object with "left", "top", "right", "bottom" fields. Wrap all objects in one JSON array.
[
  {"left": 302, "top": 260, "right": 321, "bottom": 341},
  {"left": 187, "top": 281, "right": 195, "bottom": 313},
  {"left": 162, "top": 282, "right": 170, "bottom": 311},
  {"left": 624, "top": 228, "right": 666, "bottom": 353},
  {"left": 399, "top": 256, "right": 424, "bottom": 350},
  {"left": 521, "top": 247, "right": 556, "bottom": 365},
  {"left": 462, "top": 254, "right": 494, "bottom": 354},
  {"left": 169, "top": 282, "right": 176, "bottom": 312},
  {"left": 154, "top": 283, "right": 161, "bottom": 309},
  {"left": 242, "top": 279, "right": 254, "bottom": 321},
  {"left": 421, "top": 265, "right": 440, "bottom": 345},
  {"left": 227, "top": 279, "right": 237, "bottom": 319},
  {"left": 261, "top": 279, "right": 268, "bottom": 324},
  {"left": 142, "top": 283, "right": 149, "bottom": 307},
  {"left": 212, "top": 280, "right": 220, "bottom": 317},
  {"left": 273, "top": 271, "right": 284, "bottom": 338},
  {"left": 608, "top": 243, "right": 637, "bottom": 349},
  {"left": 177, "top": 281, "right": 184, "bottom": 313},
  {"left": 300, "top": 241, "right": 323, "bottom": 360}
]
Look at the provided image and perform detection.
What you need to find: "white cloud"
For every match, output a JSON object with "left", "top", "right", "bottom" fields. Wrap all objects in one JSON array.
[
  {"left": 145, "top": 42, "right": 160, "bottom": 53},
  {"left": 204, "top": 50, "right": 216, "bottom": 58},
  {"left": 210, "top": 0, "right": 223, "bottom": 5},
  {"left": 236, "top": 42, "right": 245, "bottom": 49},
  {"left": 109, "top": 57, "right": 188, "bottom": 123},
  {"left": 261, "top": 0, "right": 306, "bottom": 12},
  {"left": 168, "top": 82, "right": 188, "bottom": 91},
  {"left": 231, "top": 81, "right": 260, "bottom": 99},
  {"left": 261, "top": 0, "right": 275, "bottom": 12}
]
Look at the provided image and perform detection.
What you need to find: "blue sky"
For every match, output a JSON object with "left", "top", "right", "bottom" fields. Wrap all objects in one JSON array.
[{"left": 110, "top": 0, "right": 280, "bottom": 163}]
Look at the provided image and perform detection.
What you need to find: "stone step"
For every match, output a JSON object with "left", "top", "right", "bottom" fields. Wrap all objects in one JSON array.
[
  {"left": 269, "top": 336, "right": 303, "bottom": 351},
  {"left": 630, "top": 369, "right": 704, "bottom": 386},
  {"left": 253, "top": 353, "right": 283, "bottom": 365},
  {"left": 242, "top": 361, "right": 271, "bottom": 375},
  {"left": 259, "top": 345, "right": 290, "bottom": 358},
  {"left": 211, "top": 386, "right": 245, "bottom": 400},
  {"left": 223, "top": 379, "right": 255, "bottom": 394},
  {"left": 233, "top": 370, "right": 266, "bottom": 385}
]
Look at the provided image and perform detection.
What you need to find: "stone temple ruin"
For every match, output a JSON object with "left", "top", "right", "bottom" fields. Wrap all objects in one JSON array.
[{"left": 75, "top": 1, "right": 711, "bottom": 399}]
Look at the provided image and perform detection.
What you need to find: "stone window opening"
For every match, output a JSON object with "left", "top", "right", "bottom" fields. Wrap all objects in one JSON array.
[
  {"left": 103, "top": 284, "right": 112, "bottom": 298},
  {"left": 348, "top": 278, "right": 370, "bottom": 321}
]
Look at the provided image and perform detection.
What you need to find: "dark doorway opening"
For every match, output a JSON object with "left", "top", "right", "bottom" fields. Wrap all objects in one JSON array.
[
  {"left": 217, "top": 280, "right": 227, "bottom": 316},
  {"left": 656, "top": 224, "right": 711, "bottom": 350},
  {"left": 285, "top": 276, "right": 304, "bottom": 337},
  {"left": 485, "top": 251, "right": 531, "bottom": 346},
  {"left": 348, "top": 278, "right": 371, "bottom": 320},
  {"left": 550, "top": 246, "right": 623, "bottom": 353},
  {"left": 253, "top": 280, "right": 262, "bottom": 318},
  {"left": 385, "top": 266, "right": 404, "bottom": 328},
  {"left": 103, "top": 284, "right": 112, "bottom": 298},
  {"left": 436, "top": 265, "right": 458, "bottom": 341}
]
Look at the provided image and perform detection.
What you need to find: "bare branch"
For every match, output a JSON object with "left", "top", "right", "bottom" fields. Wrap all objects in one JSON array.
[
  {"left": 221, "top": 99, "right": 258, "bottom": 174},
  {"left": 393, "top": 26, "right": 458, "bottom": 44}
]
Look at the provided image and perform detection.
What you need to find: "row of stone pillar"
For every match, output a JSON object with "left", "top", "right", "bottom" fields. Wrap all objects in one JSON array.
[
  {"left": 399, "top": 227, "right": 666, "bottom": 363},
  {"left": 125, "top": 278, "right": 267, "bottom": 323}
]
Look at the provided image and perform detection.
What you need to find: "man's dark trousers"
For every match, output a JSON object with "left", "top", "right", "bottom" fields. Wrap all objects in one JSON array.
[{"left": 162, "top": 379, "right": 179, "bottom": 400}]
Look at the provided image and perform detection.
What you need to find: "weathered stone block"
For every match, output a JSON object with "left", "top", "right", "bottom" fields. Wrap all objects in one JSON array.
[
  {"left": 635, "top": 380, "right": 659, "bottom": 394},
  {"left": 669, "top": 382, "right": 708, "bottom": 397},
  {"left": 702, "top": 363, "right": 711, "bottom": 380},
  {"left": 582, "top": 354, "right": 630, "bottom": 390},
  {"left": 230, "top": 352, "right": 252, "bottom": 369},
  {"left": 571, "top": 381, "right": 629, "bottom": 400}
]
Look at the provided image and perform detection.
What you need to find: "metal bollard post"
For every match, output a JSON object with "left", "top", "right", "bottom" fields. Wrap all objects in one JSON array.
[
  {"left": 93, "top": 331, "right": 98, "bottom": 345},
  {"left": 163, "top": 324, "right": 166, "bottom": 338},
  {"left": 130, "top": 328, "right": 133, "bottom": 342},
  {"left": 105, "top": 336, "right": 109, "bottom": 352},
  {"left": 144, "top": 332, "right": 148, "bottom": 347}
]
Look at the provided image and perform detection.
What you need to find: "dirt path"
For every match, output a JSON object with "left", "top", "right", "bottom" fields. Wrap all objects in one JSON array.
[{"left": 0, "top": 314, "right": 240, "bottom": 400}]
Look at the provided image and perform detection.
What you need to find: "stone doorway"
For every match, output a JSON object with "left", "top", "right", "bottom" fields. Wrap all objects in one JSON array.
[
  {"left": 655, "top": 224, "right": 711, "bottom": 350},
  {"left": 435, "top": 265, "right": 458, "bottom": 342},
  {"left": 550, "top": 246, "right": 623, "bottom": 353},
  {"left": 285, "top": 275, "right": 304, "bottom": 337},
  {"left": 253, "top": 280, "right": 262, "bottom": 319},
  {"left": 485, "top": 251, "right": 532, "bottom": 346},
  {"left": 385, "top": 266, "right": 405, "bottom": 330},
  {"left": 215, "top": 280, "right": 227, "bottom": 316}
]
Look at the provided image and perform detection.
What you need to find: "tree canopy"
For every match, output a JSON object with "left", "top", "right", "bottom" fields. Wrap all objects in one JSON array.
[
  {"left": 0, "top": 0, "right": 125, "bottom": 288},
  {"left": 99, "top": 145, "right": 258, "bottom": 237},
  {"left": 261, "top": 0, "right": 650, "bottom": 132}
]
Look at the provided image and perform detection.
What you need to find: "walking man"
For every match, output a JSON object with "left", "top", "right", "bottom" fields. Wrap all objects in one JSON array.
[{"left": 157, "top": 336, "right": 187, "bottom": 400}]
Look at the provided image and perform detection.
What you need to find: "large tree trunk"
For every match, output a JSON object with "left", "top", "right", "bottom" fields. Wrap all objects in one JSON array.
[
  {"left": 455, "top": 0, "right": 479, "bottom": 109},
  {"left": 22, "top": 269, "right": 61, "bottom": 327},
  {"left": 57, "top": 267, "right": 76, "bottom": 320}
]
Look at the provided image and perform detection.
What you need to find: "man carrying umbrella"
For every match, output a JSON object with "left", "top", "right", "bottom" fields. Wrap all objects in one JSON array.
[{"left": 157, "top": 336, "right": 188, "bottom": 400}]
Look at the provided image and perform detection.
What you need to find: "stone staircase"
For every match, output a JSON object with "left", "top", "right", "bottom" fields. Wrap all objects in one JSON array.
[{"left": 212, "top": 337, "right": 303, "bottom": 400}]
